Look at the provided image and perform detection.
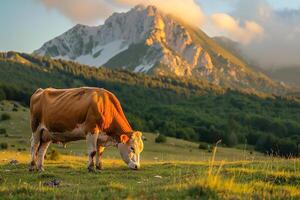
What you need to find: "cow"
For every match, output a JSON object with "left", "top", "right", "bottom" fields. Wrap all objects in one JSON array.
[{"left": 29, "top": 87, "right": 144, "bottom": 172}]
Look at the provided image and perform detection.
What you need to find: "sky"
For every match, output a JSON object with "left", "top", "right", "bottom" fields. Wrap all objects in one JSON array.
[{"left": 1, "top": 0, "right": 300, "bottom": 68}]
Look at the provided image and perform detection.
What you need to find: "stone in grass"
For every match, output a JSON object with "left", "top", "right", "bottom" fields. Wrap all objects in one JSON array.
[
  {"left": 43, "top": 179, "right": 61, "bottom": 187},
  {"left": 9, "top": 159, "right": 18, "bottom": 165}
]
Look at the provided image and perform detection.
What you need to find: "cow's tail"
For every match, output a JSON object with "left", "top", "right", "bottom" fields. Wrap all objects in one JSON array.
[
  {"left": 30, "top": 117, "right": 40, "bottom": 133},
  {"left": 30, "top": 88, "right": 44, "bottom": 132}
]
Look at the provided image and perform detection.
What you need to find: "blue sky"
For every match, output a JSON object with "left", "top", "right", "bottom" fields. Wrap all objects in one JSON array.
[
  {"left": 0, "top": 0, "right": 73, "bottom": 53},
  {"left": 1, "top": 0, "right": 300, "bottom": 53},
  {"left": 198, "top": 0, "right": 300, "bottom": 13}
]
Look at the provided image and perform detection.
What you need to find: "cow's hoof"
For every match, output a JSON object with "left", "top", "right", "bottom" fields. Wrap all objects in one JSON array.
[
  {"left": 96, "top": 165, "right": 103, "bottom": 170},
  {"left": 29, "top": 167, "right": 35, "bottom": 172},
  {"left": 88, "top": 167, "right": 95, "bottom": 173},
  {"left": 38, "top": 168, "right": 45, "bottom": 173},
  {"left": 29, "top": 161, "right": 36, "bottom": 172},
  {"left": 29, "top": 165, "right": 36, "bottom": 172}
]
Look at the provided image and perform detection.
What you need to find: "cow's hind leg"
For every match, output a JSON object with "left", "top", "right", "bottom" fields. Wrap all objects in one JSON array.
[
  {"left": 36, "top": 129, "right": 52, "bottom": 172},
  {"left": 96, "top": 146, "right": 105, "bottom": 170},
  {"left": 86, "top": 132, "right": 99, "bottom": 172},
  {"left": 29, "top": 130, "right": 41, "bottom": 171},
  {"left": 37, "top": 141, "right": 51, "bottom": 172}
]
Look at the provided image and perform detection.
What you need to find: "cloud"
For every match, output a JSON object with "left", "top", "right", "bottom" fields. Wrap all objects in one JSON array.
[
  {"left": 113, "top": 0, "right": 205, "bottom": 26},
  {"left": 210, "top": 13, "right": 264, "bottom": 44},
  {"left": 38, "top": 0, "right": 262, "bottom": 43},
  {"left": 39, "top": 0, "right": 115, "bottom": 24},
  {"left": 230, "top": 0, "right": 300, "bottom": 68},
  {"left": 39, "top": 0, "right": 205, "bottom": 26},
  {"left": 112, "top": 0, "right": 263, "bottom": 44}
]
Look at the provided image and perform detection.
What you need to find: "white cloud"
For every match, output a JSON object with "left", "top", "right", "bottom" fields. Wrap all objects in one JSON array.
[
  {"left": 39, "top": 0, "right": 115, "bottom": 24},
  {"left": 210, "top": 13, "right": 264, "bottom": 44},
  {"left": 113, "top": 0, "right": 205, "bottom": 26},
  {"left": 38, "top": 0, "right": 262, "bottom": 43},
  {"left": 231, "top": 0, "right": 300, "bottom": 68}
]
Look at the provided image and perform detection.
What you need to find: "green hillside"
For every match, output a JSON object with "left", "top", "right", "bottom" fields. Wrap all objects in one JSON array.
[{"left": 0, "top": 52, "right": 300, "bottom": 156}]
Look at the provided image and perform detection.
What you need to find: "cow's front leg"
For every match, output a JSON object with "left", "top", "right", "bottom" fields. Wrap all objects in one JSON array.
[
  {"left": 29, "top": 131, "right": 41, "bottom": 171},
  {"left": 96, "top": 146, "right": 105, "bottom": 170},
  {"left": 37, "top": 141, "right": 51, "bottom": 172},
  {"left": 86, "top": 132, "right": 99, "bottom": 172}
]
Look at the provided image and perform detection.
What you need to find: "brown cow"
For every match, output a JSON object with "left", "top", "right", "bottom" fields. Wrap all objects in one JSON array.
[{"left": 29, "top": 87, "right": 143, "bottom": 172}]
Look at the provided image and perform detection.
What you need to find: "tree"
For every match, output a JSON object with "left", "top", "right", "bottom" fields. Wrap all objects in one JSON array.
[
  {"left": 155, "top": 134, "right": 167, "bottom": 143},
  {"left": 277, "top": 139, "right": 297, "bottom": 157},
  {"left": 246, "top": 132, "right": 261, "bottom": 145},
  {"left": 224, "top": 132, "right": 238, "bottom": 147},
  {"left": 0, "top": 88, "right": 5, "bottom": 101},
  {"left": 224, "top": 118, "right": 239, "bottom": 147}
]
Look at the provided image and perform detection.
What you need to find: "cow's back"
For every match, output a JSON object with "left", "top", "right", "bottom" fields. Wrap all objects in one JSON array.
[{"left": 30, "top": 87, "right": 106, "bottom": 133}]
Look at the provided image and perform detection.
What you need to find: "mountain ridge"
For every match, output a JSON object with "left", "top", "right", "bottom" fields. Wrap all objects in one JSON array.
[{"left": 34, "top": 4, "right": 285, "bottom": 94}]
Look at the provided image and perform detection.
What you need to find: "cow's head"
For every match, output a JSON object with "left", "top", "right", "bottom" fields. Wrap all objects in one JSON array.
[{"left": 118, "top": 131, "right": 144, "bottom": 170}]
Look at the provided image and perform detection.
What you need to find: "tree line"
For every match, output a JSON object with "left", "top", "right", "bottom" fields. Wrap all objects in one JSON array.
[{"left": 1, "top": 52, "right": 300, "bottom": 156}]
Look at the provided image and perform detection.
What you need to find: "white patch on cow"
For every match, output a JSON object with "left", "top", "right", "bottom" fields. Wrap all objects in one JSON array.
[
  {"left": 117, "top": 143, "right": 138, "bottom": 169},
  {"left": 36, "top": 141, "right": 51, "bottom": 171},
  {"left": 96, "top": 146, "right": 105, "bottom": 169},
  {"left": 86, "top": 132, "right": 99, "bottom": 169},
  {"left": 97, "top": 133, "right": 118, "bottom": 147}
]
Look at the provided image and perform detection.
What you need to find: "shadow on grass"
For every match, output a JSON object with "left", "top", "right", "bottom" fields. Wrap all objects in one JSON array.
[{"left": 163, "top": 185, "right": 220, "bottom": 200}]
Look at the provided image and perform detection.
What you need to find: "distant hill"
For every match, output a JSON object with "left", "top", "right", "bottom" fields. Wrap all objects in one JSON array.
[
  {"left": 0, "top": 52, "right": 300, "bottom": 156},
  {"left": 267, "top": 67, "right": 300, "bottom": 86},
  {"left": 34, "top": 5, "right": 284, "bottom": 94},
  {"left": 213, "top": 36, "right": 300, "bottom": 89}
]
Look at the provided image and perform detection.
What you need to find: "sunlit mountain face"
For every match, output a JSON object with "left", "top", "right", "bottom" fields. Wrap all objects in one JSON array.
[{"left": 34, "top": 5, "right": 285, "bottom": 93}]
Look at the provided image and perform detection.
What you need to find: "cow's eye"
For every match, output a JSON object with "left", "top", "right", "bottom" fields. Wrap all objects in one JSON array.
[{"left": 130, "top": 147, "right": 135, "bottom": 152}]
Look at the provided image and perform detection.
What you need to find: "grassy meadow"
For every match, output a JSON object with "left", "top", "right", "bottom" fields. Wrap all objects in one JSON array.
[{"left": 1, "top": 101, "right": 300, "bottom": 199}]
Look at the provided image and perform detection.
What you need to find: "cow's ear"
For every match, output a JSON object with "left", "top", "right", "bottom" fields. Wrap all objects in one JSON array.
[
  {"left": 133, "top": 131, "right": 142, "bottom": 138},
  {"left": 120, "top": 134, "right": 129, "bottom": 144}
]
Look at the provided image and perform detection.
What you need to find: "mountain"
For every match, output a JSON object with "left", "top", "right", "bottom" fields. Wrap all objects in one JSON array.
[
  {"left": 213, "top": 36, "right": 242, "bottom": 59},
  {"left": 34, "top": 5, "right": 284, "bottom": 93},
  {"left": 213, "top": 36, "right": 271, "bottom": 73},
  {"left": 213, "top": 36, "right": 300, "bottom": 88},
  {"left": 267, "top": 67, "right": 300, "bottom": 86}
]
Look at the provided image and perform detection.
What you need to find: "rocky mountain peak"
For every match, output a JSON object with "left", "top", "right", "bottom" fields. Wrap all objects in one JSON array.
[{"left": 34, "top": 4, "right": 285, "bottom": 93}]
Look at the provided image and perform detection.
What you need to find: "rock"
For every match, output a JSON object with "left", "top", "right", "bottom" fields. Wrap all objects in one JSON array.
[
  {"left": 154, "top": 175, "right": 162, "bottom": 179},
  {"left": 43, "top": 179, "right": 61, "bottom": 187},
  {"left": 9, "top": 160, "right": 18, "bottom": 165}
]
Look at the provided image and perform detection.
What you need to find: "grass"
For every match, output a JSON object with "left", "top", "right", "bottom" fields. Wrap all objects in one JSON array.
[{"left": 1, "top": 101, "right": 300, "bottom": 199}]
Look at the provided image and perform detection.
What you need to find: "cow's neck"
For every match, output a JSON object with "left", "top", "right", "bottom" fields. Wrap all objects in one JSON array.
[{"left": 109, "top": 112, "right": 132, "bottom": 136}]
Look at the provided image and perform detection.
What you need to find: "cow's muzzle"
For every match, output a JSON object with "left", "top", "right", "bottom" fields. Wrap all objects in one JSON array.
[{"left": 128, "top": 161, "right": 140, "bottom": 170}]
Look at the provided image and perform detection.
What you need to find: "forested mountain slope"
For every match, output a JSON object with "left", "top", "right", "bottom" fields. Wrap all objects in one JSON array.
[{"left": 1, "top": 52, "right": 300, "bottom": 156}]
